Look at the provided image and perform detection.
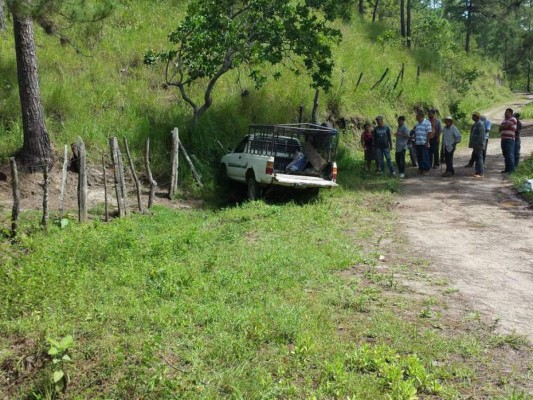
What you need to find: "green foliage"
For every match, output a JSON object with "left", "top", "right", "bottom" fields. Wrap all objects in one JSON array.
[
  {"left": 145, "top": 0, "right": 341, "bottom": 121},
  {"left": 47, "top": 335, "right": 74, "bottom": 393},
  {"left": 511, "top": 155, "right": 533, "bottom": 202}
]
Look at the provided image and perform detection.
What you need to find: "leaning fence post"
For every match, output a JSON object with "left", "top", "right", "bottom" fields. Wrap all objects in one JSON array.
[
  {"left": 145, "top": 138, "right": 157, "bottom": 209},
  {"left": 10, "top": 157, "right": 19, "bottom": 238},
  {"left": 179, "top": 140, "right": 203, "bottom": 187},
  {"left": 59, "top": 145, "right": 68, "bottom": 218},
  {"left": 102, "top": 156, "right": 109, "bottom": 222},
  {"left": 77, "top": 138, "right": 88, "bottom": 222},
  {"left": 123, "top": 137, "right": 145, "bottom": 214},
  {"left": 41, "top": 163, "right": 49, "bottom": 228},
  {"left": 355, "top": 72, "right": 364, "bottom": 93},
  {"left": 169, "top": 128, "right": 179, "bottom": 199},
  {"left": 109, "top": 137, "right": 128, "bottom": 217}
]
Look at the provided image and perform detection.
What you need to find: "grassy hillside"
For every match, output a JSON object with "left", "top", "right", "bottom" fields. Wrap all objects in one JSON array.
[{"left": 0, "top": 1, "right": 512, "bottom": 184}]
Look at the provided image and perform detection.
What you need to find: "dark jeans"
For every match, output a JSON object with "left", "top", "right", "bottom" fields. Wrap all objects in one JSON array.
[
  {"left": 375, "top": 147, "right": 395, "bottom": 173},
  {"left": 515, "top": 135, "right": 521, "bottom": 167},
  {"left": 395, "top": 150, "right": 406, "bottom": 174},
  {"left": 444, "top": 147, "right": 455, "bottom": 174},
  {"left": 429, "top": 138, "right": 440, "bottom": 167},
  {"left": 472, "top": 146, "right": 484, "bottom": 175},
  {"left": 501, "top": 138, "right": 515, "bottom": 172},
  {"left": 469, "top": 139, "right": 488, "bottom": 164},
  {"left": 415, "top": 145, "right": 430, "bottom": 172}
]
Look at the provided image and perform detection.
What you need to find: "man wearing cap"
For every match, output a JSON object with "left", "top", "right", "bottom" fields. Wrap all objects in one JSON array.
[
  {"left": 499, "top": 108, "right": 516, "bottom": 173},
  {"left": 441, "top": 116, "right": 462, "bottom": 176},
  {"left": 469, "top": 112, "right": 485, "bottom": 177},
  {"left": 413, "top": 110, "right": 432, "bottom": 174},
  {"left": 373, "top": 116, "right": 395, "bottom": 175},
  {"left": 465, "top": 115, "right": 491, "bottom": 167},
  {"left": 428, "top": 109, "right": 443, "bottom": 169}
]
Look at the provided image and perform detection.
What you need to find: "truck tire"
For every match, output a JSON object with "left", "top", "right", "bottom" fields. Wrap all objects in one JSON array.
[{"left": 247, "top": 175, "right": 261, "bottom": 201}]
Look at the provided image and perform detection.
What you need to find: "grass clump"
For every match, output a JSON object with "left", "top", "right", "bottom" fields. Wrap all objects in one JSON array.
[{"left": 511, "top": 155, "right": 533, "bottom": 202}]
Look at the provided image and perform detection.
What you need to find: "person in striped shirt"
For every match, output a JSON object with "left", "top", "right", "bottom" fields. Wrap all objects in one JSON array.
[{"left": 499, "top": 108, "right": 516, "bottom": 173}]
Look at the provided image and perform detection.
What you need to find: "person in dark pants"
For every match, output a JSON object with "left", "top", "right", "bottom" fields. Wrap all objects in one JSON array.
[
  {"left": 465, "top": 115, "right": 491, "bottom": 167},
  {"left": 499, "top": 108, "right": 517, "bottom": 173},
  {"left": 514, "top": 112, "right": 522, "bottom": 167},
  {"left": 413, "top": 111, "right": 432, "bottom": 175},
  {"left": 373, "top": 116, "right": 395, "bottom": 175},
  {"left": 361, "top": 123, "right": 374, "bottom": 172},
  {"left": 428, "top": 109, "right": 442, "bottom": 169},
  {"left": 394, "top": 116, "right": 410, "bottom": 178},
  {"left": 441, "top": 116, "right": 462, "bottom": 177},
  {"left": 469, "top": 112, "right": 485, "bottom": 178}
]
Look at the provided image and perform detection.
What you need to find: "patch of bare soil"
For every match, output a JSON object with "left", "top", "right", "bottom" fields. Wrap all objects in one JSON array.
[{"left": 398, "top": 94, "right": 533, "bottom": 341}]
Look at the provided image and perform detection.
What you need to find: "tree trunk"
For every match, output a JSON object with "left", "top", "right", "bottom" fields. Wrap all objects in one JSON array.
[
  {"left": 0, "top": 0, "right": 6, "bottom": 32},
  {"left": 358, "top": 0, "right": 365, "bottom": 18},
  {"left": 13, "top": 16, "right": 53, "bottom": 170},
  {"left": 372, "top": 0, "right": 379, "bottom": 22},
  {"left": 465, "top": 0, "right": 472, "bottom": 53},
  {"left": 400, "top": 0, "right": 406, "bottom": 40},
  {"left": 406, "top": 0, "right": 412, "bottom": 48}
]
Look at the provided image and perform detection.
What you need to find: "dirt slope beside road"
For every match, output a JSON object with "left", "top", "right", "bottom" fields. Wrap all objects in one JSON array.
[{"left": 400, "top": 97, "right": 533, "bottom": 340}]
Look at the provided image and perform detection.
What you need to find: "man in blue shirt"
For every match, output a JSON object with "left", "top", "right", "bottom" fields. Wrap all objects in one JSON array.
[{"left": 413, "top": 111, "right": 432, "bottom": 174}]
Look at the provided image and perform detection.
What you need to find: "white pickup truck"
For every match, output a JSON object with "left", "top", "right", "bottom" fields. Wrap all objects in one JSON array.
[{"left": 220, "top": 123, "right": 338, "bottom": 200}]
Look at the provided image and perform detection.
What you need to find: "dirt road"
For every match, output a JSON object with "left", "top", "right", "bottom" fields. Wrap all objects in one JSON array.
[{"left": 400, "top": 94, "right": 533, "bottom": 340}]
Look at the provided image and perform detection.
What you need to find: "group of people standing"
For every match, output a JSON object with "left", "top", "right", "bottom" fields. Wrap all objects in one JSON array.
[{"left": 360, "top": 108, "right": 522, "bottom": 178}]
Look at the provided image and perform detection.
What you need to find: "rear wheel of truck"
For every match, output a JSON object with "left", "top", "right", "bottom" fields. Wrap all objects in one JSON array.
[{"left": 247, "top": 175, "right": 261, "bottom": 201}]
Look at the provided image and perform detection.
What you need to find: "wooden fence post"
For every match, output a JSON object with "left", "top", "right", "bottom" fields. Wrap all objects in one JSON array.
[
  {"left": 298, "top": 105, "right": 304, "bottom": 123},
  {"left": 145, "top": 138, "right": 157, "bottom": 209},
  {"left": 371, "top": 68, "right": 390, "bottom": 90},
  {"left": 77, "top": 138, "right": 88, "bottom": 222},
  {"left": 109, "top": 137, "right": 128, "bottom": 217},
  {"left": 178, "top": 140, "right": 203, "bottom": 187},
  {"left": 103, "top": 156, "right": 109, "bottom": 222},
  {"left": 41, "top": 163, "right": 49, "bottom": 228},
  {"left": 169, "top": 128, "right": 179, "bottom": 199},
  {"left": 123, "top": 137, "right": 145, "bottom": 214},
  {"left": 59, "top": 145, "right": 68, "bottom": 218},
  {"left": 417, "top": 65, "right": 421, "bottom": 83},
  {"left": 355, "top": 72, "right": 364, "bottom": 93},
  {"left": 10, "top": 157, "right": 19, "bottom": 238},
  {"left": 400, "top": 63, "right": 405, "bottom": 81}
]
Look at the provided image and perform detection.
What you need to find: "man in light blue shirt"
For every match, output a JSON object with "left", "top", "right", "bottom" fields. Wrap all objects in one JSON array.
[{"left": 413, "top": 111, "right": 432, "bottom": 174}]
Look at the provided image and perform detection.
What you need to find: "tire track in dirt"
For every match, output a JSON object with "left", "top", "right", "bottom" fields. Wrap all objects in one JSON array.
[{"left": 399, "top": 94, "right": 533, "bottom": 340}]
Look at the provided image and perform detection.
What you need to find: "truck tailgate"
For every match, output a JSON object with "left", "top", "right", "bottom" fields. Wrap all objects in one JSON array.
[{"left": 273, "top": 174, "right": 338, "bottom": 188}]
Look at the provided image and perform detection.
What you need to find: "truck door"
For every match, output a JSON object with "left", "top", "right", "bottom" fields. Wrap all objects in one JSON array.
[{"left": 226, "top": 136, "right": 249, "bottom": 181}]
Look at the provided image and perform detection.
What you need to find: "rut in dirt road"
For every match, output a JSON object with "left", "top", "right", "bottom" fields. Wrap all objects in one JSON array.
[{"left": 399, "top": 102, "right": 533, "bottom": 341}]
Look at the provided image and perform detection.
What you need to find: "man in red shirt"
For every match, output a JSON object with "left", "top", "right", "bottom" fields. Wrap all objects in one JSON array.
[{"left": 499, "top": 108, "right": 516, "bottom": 173}]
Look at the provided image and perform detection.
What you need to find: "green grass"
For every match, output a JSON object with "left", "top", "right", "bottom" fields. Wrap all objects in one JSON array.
[
  {"left": 511, "top": 154, "right": 533, "bottom": 202},
  {"left": 1, "top": 174, "right": 531, "bottom": 398}
]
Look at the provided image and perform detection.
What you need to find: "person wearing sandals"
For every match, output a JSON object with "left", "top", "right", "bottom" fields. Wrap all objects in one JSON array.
[
  {"left": 441, "top": 116, "right": 462, "bottom": 177},
  {"left": 469, "top": 112, "right": 485, "bottom": 178}
]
